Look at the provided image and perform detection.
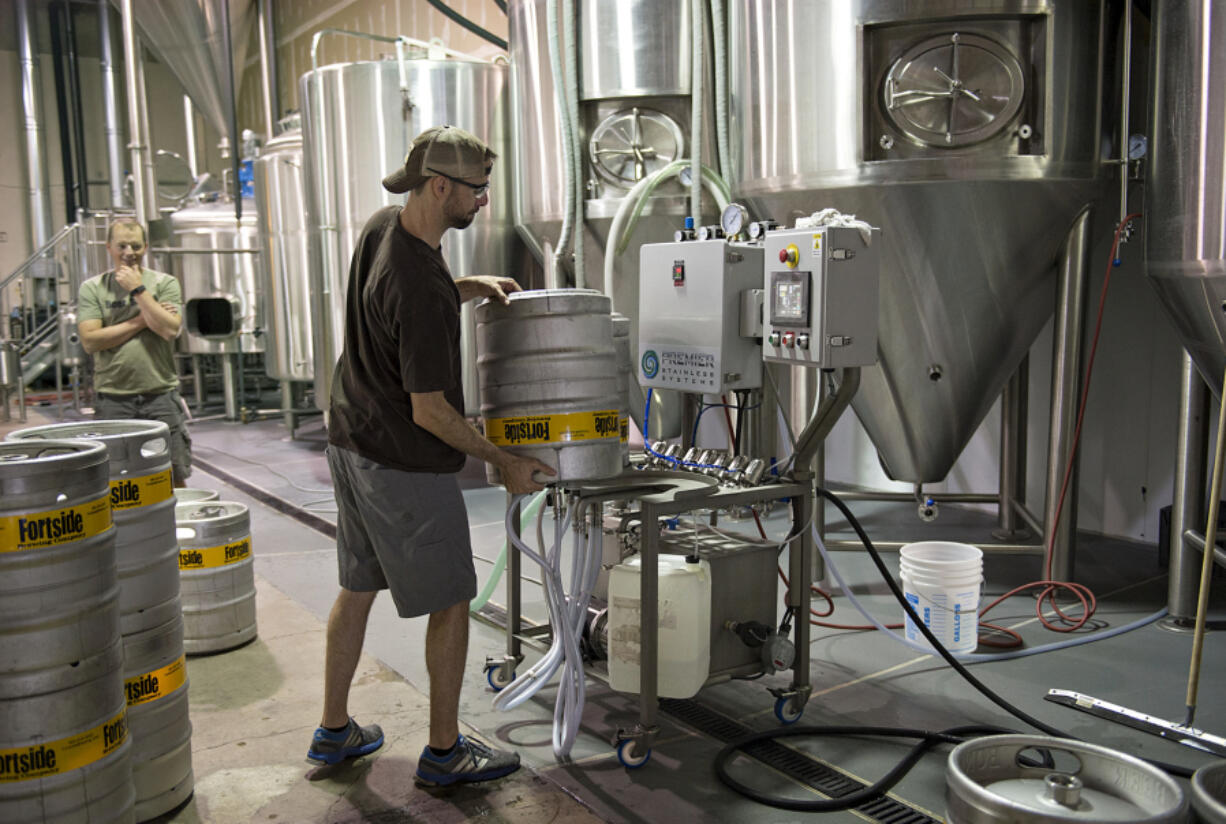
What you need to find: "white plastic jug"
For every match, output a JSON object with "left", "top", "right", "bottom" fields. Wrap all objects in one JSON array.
[
  {"left": 899, "top": 541, "right": 983, "bottom": 655},
  {"left": 607, "top": 555, "right": 711, "bottom": 698}
]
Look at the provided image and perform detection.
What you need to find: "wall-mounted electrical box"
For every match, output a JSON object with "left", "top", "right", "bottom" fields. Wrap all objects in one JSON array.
[
  {"left": 638, "top": 239, "right": 764, "bottom": 392},
  {"left": 761, "top": 226, "right": 880, "bottom": 368}
]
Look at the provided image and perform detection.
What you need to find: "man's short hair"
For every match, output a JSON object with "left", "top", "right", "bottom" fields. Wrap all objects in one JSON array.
[
  {"left": 382, "top": 125, "right": 495, "bottom": 194},
  {"left": 107, "top": 219, "right": 147, "bottom": 245}
]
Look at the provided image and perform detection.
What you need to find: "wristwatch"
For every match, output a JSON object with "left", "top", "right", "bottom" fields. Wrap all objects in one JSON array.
[{"left": 129, "top": 285, "right": 148, "bottom": 298}]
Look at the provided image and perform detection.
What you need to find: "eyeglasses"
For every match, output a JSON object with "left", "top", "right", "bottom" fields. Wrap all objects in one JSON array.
[{"left": 427, "top": 167, "right": 490, "bottom": 197}]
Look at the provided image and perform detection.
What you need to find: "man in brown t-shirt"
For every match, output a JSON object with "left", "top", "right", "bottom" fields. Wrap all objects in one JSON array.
[{"left": 308, "top": 126, "right": 553, "bottom": 786}]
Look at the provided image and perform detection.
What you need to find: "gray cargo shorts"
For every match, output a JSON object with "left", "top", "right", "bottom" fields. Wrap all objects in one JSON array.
[
  {"left": 94, "top": 390, "right": 192, "bottom": 483},
  {"left": 326, "top": 445, "right": 476, "bottom": 618}
]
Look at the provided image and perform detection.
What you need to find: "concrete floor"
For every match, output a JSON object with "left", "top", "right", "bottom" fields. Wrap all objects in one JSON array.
[{"left": 5, "top": 403, "right": 1224, "bottom": 823}]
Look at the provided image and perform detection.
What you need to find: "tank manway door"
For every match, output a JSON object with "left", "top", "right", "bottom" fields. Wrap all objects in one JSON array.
[
  {"left": 637, "top": 239, "right": 764, "bottom": 393},
  {"left": 762, "top": 226, "right": 880, "bottom": 369}
]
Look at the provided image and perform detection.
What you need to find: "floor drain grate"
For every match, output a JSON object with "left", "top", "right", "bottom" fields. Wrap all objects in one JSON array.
[{"left": 659, "top": 699, "right": 941, "bottom": 824}]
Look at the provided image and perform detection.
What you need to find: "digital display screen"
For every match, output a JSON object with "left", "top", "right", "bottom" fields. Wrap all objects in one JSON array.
[
  {"left": 769, "top": 271, "right": 810, "bottom": 327},
  {"left": 774, "top": 282, "right": 806, "bottom": 319}
]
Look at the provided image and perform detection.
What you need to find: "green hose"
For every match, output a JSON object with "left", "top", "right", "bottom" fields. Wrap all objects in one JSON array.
[{"left": 469, "top": 489, "right": 549, "bottom": 612}]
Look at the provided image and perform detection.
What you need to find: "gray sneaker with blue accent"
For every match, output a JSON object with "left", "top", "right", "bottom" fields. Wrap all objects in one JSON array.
[
  {"left": 414, "top": 734, "right": 521, "bottom": 787},
  {"left": 307, "top": 718, "right": 384, "bottom": 765}
]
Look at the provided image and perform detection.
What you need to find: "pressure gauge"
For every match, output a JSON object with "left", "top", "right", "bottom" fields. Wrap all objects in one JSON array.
[
  {"left": 1128, "top": 133, "right": 1148, "bottom": 160},
  {"left": 748, "top": 219, "right": 777, "bottom": 240},
  {"left": 696, "top": 225, "right": 724, "bottom": 241},
  {"left": 589, "top": 107, "right": 685, "bottom": 189},
  {"left": 883, "top": 32, "right": 1025, "bottom": 148},
  {"left": 721, "top": 203, "right": 749, "bottom": 237}
]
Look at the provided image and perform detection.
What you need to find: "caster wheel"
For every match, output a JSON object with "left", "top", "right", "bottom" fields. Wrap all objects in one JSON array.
[
  {"left": 617, "top": 739, "right": 651, "bottom": 768},
  {"left": 774, "top": 696, "right": 803, "bottom": 725},
  {"left": 485, "top": 665, "right": 514, "bottom": 691}
]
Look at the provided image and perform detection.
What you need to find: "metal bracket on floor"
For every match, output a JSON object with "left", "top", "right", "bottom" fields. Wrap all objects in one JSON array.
[
  {"left": 613, "top": 724, "right": 659, "bottom": 754},
  {"left": 769, "top": 684, "right": 811, "bottom": 722},
  {"left": 483, "top": 654, "right": 522, "bottom": 691}
]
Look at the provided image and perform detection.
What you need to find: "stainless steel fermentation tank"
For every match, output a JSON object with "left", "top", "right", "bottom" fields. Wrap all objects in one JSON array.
[
  {"left": 729, "top": 1, "right": 1108, "bottom": 483},
  {"left": 167, "top": 199, "right": 264, "bottom": 356},
  {"left": 509, "top": 0, "right": 709, "bottom": 436},
  {"left": 253, "top": 128, "right": 313, "bottom": 383},
  {"left": 1146, "top": 0, "right": 1226, "bottom": 397},
  {"left": 300, "top": 57, "right": 511, "bottom": 414}
]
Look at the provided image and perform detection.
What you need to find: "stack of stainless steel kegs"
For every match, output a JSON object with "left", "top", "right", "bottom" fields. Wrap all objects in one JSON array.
[
  {"left": 175, "top": 501, "right": 256, "bottom": 654},
  {"left": 476, "top": 289, "right": 622, "bottom": 483},
  {"left": 0, "top": 439, "right": 133, "bottom": 823},
  {"left": 612, "top": 313, "right": 632, "bottom": 466},
  {"left": 8, "top": 421, "right": 193, "bottom": 820}
]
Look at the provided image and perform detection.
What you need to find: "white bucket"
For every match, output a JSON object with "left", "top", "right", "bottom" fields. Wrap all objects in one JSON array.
[{"left": 898, "top": 541, "right": 983, "bottom": 654}]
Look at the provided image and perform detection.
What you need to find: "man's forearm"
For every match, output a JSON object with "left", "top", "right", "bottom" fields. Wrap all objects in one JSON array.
[
  {"left": 80, "top": 318, "right": 144, "bottom": 354},
  {"left": 414, "top": 400, "right": 509, "bottom": 468},
  {"left": 135, "top": 295, "right": 181, "bottom": 339}
]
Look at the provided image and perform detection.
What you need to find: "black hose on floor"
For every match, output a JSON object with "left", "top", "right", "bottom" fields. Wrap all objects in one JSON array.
[{"left": 712, "top": 487, "right": 1195, "bottom": 812}]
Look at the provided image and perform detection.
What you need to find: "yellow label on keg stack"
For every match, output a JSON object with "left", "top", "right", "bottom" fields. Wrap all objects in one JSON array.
[
  {"left": 620, "top": 415, "right": 630, "bottom": 444},
  {"left": 179, "top": 537, "right": 251, "bottom": 570},
  {"left": 125, "top": 655, "right": 187, "bottom": 708},
  {"left": 0, "top": 495, "right": 111, "bottom": 553},
  {"left": 0, "top": 710, "right": 126, "bottom": 782},
  {"left": 485, "top": 410, "right": 621, "bottom": 447},
  {"left": 109, "top": 468, "right": 173, "bottom": 510}
]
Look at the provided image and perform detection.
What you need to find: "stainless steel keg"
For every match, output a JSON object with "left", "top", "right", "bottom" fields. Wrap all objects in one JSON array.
[
  {"left": 946, "top": 735, "right": 1187, "bottom": 823},
  {"left": 0, "top": 439, "right": 134, "bottom": 823},
  {"left": 7, "top": 420, "right": 192, "bottom": 820},
  {"left": 612, "top": 312, "right": 632, "bottom": 466},
  {"left": 476, "top": 289, "right": 622, "bottom": 483},
  {"left": 174, "top": 488, "right": 220, "bottom": 504},
  {"left": 8, "top": 421, "right": 180, "bottom": 633},
  {"left": 176, "top": 502, "right": 257, "bottom": 654},
  {"left": 1194, "top": 761, "right": 1226, "bottom": 824}
]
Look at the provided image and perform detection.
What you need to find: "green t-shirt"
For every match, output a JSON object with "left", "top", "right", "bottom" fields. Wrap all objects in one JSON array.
[{"left": 77, "top": 267, "right": 182, "bottom": 395}]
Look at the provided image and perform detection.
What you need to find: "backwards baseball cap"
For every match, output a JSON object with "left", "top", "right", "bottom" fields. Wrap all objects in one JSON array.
[{"left": 382, "top": 125, "right": 496, "bottom": 194}]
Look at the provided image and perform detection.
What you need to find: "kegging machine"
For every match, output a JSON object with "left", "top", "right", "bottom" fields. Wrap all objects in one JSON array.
[{"left": 482, "top": 209, "right": 879, "bottom": 766}]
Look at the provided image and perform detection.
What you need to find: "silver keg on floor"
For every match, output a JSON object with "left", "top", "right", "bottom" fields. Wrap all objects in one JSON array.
[
  {"left": 946, "top": 735, "right": 1187, "bottom": 823},
  {"left": 612, "top": 313, "right": 632, "bottom": 466},
  {"left": 1195, "top": 761, "right": 1226, "bottom": 824},
  {"left": 476, "top": 289, "right": 623, "bottom": 483},
  {"left": 7, "top": 420, "right": 194, "bottom": 821},
  {"left": 175, "top": 501, "right": 257, "bottom": 654},
  {"left": 174, "top": 488, "right": 219, "bottom": 504},
  {"left": 0, "top": 439, "right": 134, "bottom": 824}
]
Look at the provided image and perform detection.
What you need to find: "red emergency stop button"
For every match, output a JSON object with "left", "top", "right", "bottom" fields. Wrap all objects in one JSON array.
[{"left": 779, "top": 244, "right": 799, "bottom": 267}]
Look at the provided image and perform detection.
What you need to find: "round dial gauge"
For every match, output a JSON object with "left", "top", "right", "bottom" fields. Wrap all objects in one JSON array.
[
  {"left": 589, "top": 107, "right": 686, "bottom": 189},
  {"left": 883, "top": 32, "right": 1025, "bottom": 148},
  {"left": 721, "top": 203, "right": 749, "bottom": 237}
]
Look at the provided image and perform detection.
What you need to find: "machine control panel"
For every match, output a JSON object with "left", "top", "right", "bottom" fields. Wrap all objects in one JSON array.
[
  {"left": 761, "top": 226, "right": 880, "bottom": 368},
  {"left": 638, "top": 239, "right": 764, "bottom": 392}
]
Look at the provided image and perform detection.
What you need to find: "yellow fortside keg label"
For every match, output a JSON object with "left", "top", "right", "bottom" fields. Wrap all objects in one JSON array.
[
  {"left": 485, "top": 410, "right": 622, "bottom": 447},
  {"left": 109, "top": 468, "right": 174, "bottom": 511},
  {"left": 179, "top": 537, "right": 251, "bottom": 570},
  {"left": 0, "top": 495, "right": 111, "bottom": 553},
  {"left": 0, "top": 710, "right": 126, "bottom": 783},
  {"left": 620, "top": 415, "right": 630, "bottom": 444},
  {"left": 125, "top": 655, "right": 187, "bottom": 708}
]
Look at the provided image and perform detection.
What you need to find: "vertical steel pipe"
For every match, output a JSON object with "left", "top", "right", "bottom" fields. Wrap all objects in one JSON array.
[
  {"left": 99, "top": 0, "right": 125, "bottom": 208},
  {"left": 257, "top": 0, "right": 279, "bottom": 138},
  {"left": 1168, "top": 351, "right": 1209, "bottom": 621},
  {"left": 997, "top": 357, "right": 1029, "bottom": 535},
  {"left": 133, "top": 52, "right": 157, "bottom": 219},
  {"left": 120, "top": 0, "right": 148, "bottom": 224},
  {"left": 220, "top": 0, "right": 242, "bottom": 222},
  {"left": 64, "top": 1, "right": 89, "bottom": 213},
  {"left": 17, "top": 0, "right": 53, "bottom": 247},
  {"left": 1044, "top": 207, "right": 1093, "bottom": 581},
  {"left": 183, "top": 96, "right": 198, "bottom": 179}
]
